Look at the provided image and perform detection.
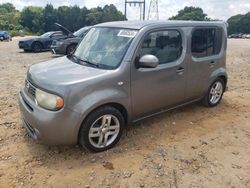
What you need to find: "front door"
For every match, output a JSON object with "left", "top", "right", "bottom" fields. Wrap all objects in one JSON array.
[{"left": 131, "top": 29, "right": 187, "bottom": 119}]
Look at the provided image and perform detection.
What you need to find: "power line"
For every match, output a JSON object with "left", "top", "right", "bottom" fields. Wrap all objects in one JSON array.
[
  {"left": 125, "top": 0, "right": 146, "bottom": 20},
  {"left": 148, "top": 0, "right": 159, "bottom": 20}
]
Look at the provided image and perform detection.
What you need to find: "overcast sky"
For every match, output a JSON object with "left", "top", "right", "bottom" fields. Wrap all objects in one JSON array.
[{"left": 1, "top": 0, "right": 250, "bottom": 20}]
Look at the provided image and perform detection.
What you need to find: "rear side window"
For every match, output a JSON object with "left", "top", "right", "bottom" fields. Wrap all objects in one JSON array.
[
  {"left": 140, "top": 30, "right": 182, "bottom": 64},
  {"left": 192, "top": 28, "right": 222, "bottom": 58}
]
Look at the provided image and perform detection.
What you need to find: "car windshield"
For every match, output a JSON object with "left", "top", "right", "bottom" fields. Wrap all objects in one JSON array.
[
  {"left": 73, "top": 27, "right": 89, "bottom": 37},
  {"left": 40, "top": 32, "right": 53, "bottom": 37},
  {"left": 73, "top": 27, "right": 138, "bottom": 69}
]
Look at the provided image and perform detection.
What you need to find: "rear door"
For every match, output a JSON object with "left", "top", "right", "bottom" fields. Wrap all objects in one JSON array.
[
  {"left": 131, "top": 28, "right": 188, "bottom": 119},
  {"left": 186, "top": 27, "right": 223, "bottom": 100}
]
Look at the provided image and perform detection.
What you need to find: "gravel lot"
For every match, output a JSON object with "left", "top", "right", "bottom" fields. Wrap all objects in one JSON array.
[{"left": 0, "top": 38, "right": 250, "bottom": 188}]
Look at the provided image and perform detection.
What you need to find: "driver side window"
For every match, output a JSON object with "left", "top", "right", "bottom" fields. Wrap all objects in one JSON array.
[{"left": 139, "top": 30, "right": 182, "bottom": 64}]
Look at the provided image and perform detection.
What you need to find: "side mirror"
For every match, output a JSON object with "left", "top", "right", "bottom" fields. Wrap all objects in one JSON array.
[{"left": 138, "top": 54, "right": 159, "bottom": 68}]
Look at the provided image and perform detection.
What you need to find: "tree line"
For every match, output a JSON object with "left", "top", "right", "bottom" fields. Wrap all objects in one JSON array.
[
  {"left": 227, "top": 12, "right": 250, "bottom": 34},
  {"left": 0, "top": 3, "right": 250, "bottom": 36},
  {"left": 0, "top": 3, "right": 125, "bottom": 36},
  {"left": 170, "top": 7, "right": 250, "bottom": 34}
]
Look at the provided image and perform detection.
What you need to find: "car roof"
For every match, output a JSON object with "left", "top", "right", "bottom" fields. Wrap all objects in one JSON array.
[
  {"left": 75, "top": 26, "right": 91, "bottom": 32},
  {"left": 73, "top": 26, "right": 91, "bottom": 35},
  {"left": 95, "top": 20, "right": 227, "bottom": 30}
]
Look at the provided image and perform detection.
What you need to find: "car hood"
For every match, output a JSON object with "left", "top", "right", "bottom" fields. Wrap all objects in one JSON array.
[
  {"left": 28, "top": 56, "right": 109, "bottom": 91},
  {"left": 55, "top": 23, "right": 73, "bottom": 36}
]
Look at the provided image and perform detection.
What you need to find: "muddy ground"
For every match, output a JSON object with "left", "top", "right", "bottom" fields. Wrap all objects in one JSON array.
[{"left": 0, "top": 38, "right": 249, "bottom": 188}]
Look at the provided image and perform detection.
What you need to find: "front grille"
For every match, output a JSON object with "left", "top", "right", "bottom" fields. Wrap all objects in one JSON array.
[{"left": 25, "top": 79, "right": 36, "bottom": 97}]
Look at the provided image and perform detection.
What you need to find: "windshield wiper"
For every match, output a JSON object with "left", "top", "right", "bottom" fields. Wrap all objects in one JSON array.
[
  {"left": 78, "top": 58, "right": 99, "bottom": 68},
  {"left": 68, "top": 54, "right": 100, "bottom": 68},
  {"left": 68, "top": 54, "right": 99, "bottom": 68}
]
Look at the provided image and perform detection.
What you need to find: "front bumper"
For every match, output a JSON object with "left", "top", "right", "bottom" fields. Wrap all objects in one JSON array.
[
  {"left": 51, "top": 45, "right": 66, "bottom": 55},
  {"left": 18, "top": 89, "right": 82, "bottom": 145},
  {"left": 19, "top": 42, "right": 31, "bottom": 50}
]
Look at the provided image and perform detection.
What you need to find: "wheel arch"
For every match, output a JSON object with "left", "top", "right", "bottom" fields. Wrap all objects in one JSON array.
[
  {"left": 217, "top": 75, "right": 227, "bottom": 91},
  {"left": 32, "top": 41, "right": 44, "bottom": 49},
  {"left": 209, "top": 68, "right": 227, "bottom": 90},
  {"left": 76, "top": 102, "right": 129, "bottom": 141},
  {"left": 80, "top": 102, "right": 128, "bottom": 126},
  {"left": 66, "top": 43, "right": 78, "bottom": 54}
]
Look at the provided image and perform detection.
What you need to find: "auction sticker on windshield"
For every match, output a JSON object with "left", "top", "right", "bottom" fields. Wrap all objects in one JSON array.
[{"left": 118, "top": 30, "right": 138, "bottom": 38}]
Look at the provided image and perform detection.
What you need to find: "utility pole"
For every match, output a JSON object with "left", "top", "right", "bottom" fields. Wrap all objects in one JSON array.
[
  {"left": 125, "top": 0, "right": 146, "bottom": 20},
  {"left": 148, "top": 0, "right": 159, "bottom": 20}
]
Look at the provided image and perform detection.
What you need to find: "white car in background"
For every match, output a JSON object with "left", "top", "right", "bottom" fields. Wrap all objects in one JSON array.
[{"left": 242, "top": 34, "right": 250, "bottom": 39}]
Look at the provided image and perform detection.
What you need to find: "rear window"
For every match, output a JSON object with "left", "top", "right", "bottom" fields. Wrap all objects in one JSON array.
[{"left": 192, "top": 28, "right": 223, "bottom": 58}]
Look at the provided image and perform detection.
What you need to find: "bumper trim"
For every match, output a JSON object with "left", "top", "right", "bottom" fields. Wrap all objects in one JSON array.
[
  {"left": 23, "top": 119, "right": 39, "bottom": 140},
  {"left": 19, "top": 90, "right": 82, "bottom": 145},
  {"left": 51, "top": 48, "right": 56, "bottom": 54}
]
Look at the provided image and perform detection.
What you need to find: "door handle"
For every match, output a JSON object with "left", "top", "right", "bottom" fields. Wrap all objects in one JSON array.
[
  {"left": 176, "top": 67, "right": 184, "bottom": 74},
  {"left": 210, "top": 61, "right": 215, "bottom": 68}
]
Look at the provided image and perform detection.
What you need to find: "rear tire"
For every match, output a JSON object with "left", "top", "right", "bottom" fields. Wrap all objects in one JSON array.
[
  {"left": 78, "top": 106, "right": 124, "bottom": 152},
  {"left": 202, "top": 78, "right": 225, "bottom": 107},
  {"left": 32, "top": 42, "right": 42, "bottom": 53}
]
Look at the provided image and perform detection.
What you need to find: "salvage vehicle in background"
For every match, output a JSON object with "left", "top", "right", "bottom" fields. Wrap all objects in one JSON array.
[
  {"left": 18, "top": 31, "right": 67, "bottom": 52},
  {"left": 0, "top": 31, "right": 11, "bottom": 41},
  {"left": 51, "top": 26, "right": 91, "bottom": 55},
  {"left": 19, "top": 21, "right": 228, "bottom": 152},
  {"left": 242, "top": 34, "right": 250, "bottom": 39},
  {"left": 228, "top": 33, "right": 242, "bottom": 38},
  {"left": 18, "top": 23, "right": 71, "bottom": 52}
]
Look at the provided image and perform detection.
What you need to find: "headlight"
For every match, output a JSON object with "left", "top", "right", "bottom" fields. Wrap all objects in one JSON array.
[
  {"left": 35, "top": 88, "right": 64, "bottom": 110},
  {"left": 57, "top": 41, "right": 64, "bottom": 46}
]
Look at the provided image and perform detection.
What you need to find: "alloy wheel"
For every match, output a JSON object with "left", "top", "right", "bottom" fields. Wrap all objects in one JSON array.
[
  {"left": 88, "top": 114, "right": 120, "bottom": 148},
  {"left": 209, "top": 81, "right": 223, "bottom": 104}
]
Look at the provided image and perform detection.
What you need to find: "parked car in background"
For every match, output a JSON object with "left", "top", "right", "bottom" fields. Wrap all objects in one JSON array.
[
  {"left": 0, "top": 31, "right": 11, "bottom": 41},
  {"left": 18, "top": 23, "right": 72, "bottom": 52},
  {"left": 242, "top": 34, "right": 250, "bottom": 39},
  {"left": 19, "top": 21, "right": 228, "bottom": 152},
  {"left": 18, "top": 31, "right": 67, "bottom": 52},
  {"left": 228, "top": 33, "right": 242, "bottom": 38},
  {"left": 242, "top": 34, "right": 247, "bottom": 38},
  {"left": 51, "top": 26, "right": 91, "bottom": 55}
]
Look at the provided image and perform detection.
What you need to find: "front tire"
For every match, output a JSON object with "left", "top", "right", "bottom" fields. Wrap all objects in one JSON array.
[
  {"left": 202, "top": 78, "right": 225, "bottom": 107},
  {"left": 66, "top": 44, "right": 77, "bottom": 55},
  {"left": 78, "top": 106, "right": 124, "bottom": 152}
]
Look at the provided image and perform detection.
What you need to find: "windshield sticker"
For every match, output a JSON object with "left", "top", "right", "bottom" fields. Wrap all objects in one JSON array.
[{"left": 118, "top": 30, "right": 137, "bottom": 38}]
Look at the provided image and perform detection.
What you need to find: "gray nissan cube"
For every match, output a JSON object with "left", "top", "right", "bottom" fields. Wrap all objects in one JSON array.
[{"left": 19, "top": 21, "right": 228, "bottom": 152}]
